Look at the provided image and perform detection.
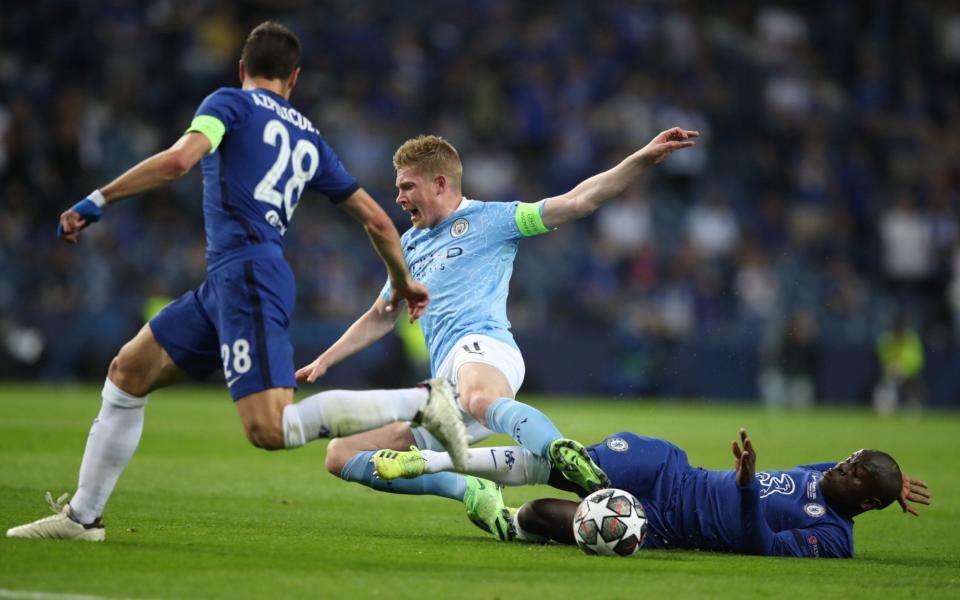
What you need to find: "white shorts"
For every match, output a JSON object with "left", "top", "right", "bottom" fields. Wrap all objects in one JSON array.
[{"left": 412, "top": 334, "right": 525, "bottom": 451}]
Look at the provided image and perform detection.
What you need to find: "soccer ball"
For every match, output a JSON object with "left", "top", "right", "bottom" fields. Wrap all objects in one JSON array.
[{"left": 573, "top": 488, "right": 647, "bottom": 556}]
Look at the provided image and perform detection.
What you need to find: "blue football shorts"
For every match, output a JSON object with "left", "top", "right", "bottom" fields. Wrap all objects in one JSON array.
[
  {"left": 588, "top": 433, "right": 692, "bottom": 505},
  {"left": 150, "top": 253, "right": 296, "bottom": 401}
]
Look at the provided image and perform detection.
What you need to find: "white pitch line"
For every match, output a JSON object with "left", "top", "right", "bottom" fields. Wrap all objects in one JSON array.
[{"left": 0, "top": 590, "right": 151, "bottom": 600}]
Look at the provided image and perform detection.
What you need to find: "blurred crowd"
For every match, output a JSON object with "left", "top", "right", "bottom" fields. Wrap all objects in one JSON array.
[{"left": 2, "top": 1, "right": 959, "bottom": 402}]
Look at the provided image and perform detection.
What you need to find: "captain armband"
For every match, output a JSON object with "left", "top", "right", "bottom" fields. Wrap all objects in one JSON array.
[
  {"left": 515, "top": 200, "right": 551, "bottom": 237},
  {"left": 186, "top": 115, "right": 226, "bottom": 153}
]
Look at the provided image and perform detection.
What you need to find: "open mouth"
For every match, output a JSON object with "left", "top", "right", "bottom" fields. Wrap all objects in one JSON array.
[{"left": 408, "top": 207, "right": 421, "bottom": 222}]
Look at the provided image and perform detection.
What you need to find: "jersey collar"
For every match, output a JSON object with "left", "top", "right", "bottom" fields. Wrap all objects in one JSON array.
[{"left": 425, "top": 197, "right": 472, "bottom": 233}]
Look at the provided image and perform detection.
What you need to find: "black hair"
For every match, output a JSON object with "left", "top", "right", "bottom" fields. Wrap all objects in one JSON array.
[
  {"left": 864, "top": 450, "right": 902, "bottom": 509},
  {"left": 240, "top": 21, "right": 301, "bottom": 80}
]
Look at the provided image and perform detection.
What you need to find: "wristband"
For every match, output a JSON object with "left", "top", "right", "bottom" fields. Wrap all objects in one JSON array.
[
  {"left": 56, "top": 195, "right": 105, "bottom": 238},
  {"left": 88, "top": 189, "right": 107, "bottom": 208}
]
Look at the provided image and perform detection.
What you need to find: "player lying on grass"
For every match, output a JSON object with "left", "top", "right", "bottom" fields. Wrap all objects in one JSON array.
[
  {"left": 295, "top": 128, "right": 698, "bottom": 538},
  {"left": 7, "top": 22, "right": 475, "bottom": 542},
  {"left": 373, "top": 429, "right": 931, "bottom": 558}
]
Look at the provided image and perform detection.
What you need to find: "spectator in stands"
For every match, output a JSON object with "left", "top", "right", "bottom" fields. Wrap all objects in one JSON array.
[
  {"left": 760, "top": 310, "right": 819, "bottom": 409},
  {"left": 874, "top": 314, "right": 924, "bottom": 414}
]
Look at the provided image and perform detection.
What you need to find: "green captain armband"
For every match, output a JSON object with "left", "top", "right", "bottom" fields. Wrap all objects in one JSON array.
[
  {"left": 186, "top": 115, "right": 226, "bottom": 153},
  {"left": 515, "top": 200, "right": 550, "bottom": 237}
]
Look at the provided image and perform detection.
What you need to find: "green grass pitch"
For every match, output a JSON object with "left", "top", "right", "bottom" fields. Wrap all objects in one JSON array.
[{"left": 1, "top": 385, "right": 958, "bottom": 599}]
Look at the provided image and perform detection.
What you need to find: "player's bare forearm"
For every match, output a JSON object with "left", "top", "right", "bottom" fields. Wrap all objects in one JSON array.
[
  {"left": 333, "top": 302, "right": 396, "bottom": 358},
  {"left": 540, "top": 157, "right": 645, "bottom": 227},
  {"left": 541, "top": 128, "right": 698, "bottom": 228},
  {"left": 298, "top": 299, "right": 397, "bottom": 383},
  {"left": 99, "top": 132, "right": 210, "bottom": 204}
]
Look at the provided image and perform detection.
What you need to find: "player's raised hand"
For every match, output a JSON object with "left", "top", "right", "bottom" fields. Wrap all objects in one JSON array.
[
  {"left": 295, "top": 358, "right": 328, "bottom": 384},
  {"left": 57, "top": 193, "right": 106, "bottom": 243},
  {"left": 732, "top": 428, "right": 756, "bottom": 487},
  {"left": 386, "top": 279, "right": 430, "bottom": 322},
  {"left": 637, "top": 127, "right": 699, "bottom": 167},
  {"left": 897, "top": 470, "right": 930, "bottom": 517}
]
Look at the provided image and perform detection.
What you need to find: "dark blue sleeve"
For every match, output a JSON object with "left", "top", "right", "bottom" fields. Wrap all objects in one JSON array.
[
  {"left": 740, "top": 480, "right": 852, "bottom": 558},
  {"left": 194, "top": 88, "right": 249, "bottom": 132},
  {"left": 308, "top": 136, "right": 360, "bottom": 203}
]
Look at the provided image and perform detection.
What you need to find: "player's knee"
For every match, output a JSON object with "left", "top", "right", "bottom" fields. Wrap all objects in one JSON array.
[
  {"left": 243, "top": 418, "right": 285, "bottom": 451},
  {"left": 325, "top": 438, "right": 344, "bottom": 476},
  {"left": 459, "top": 388, "right": 497, "bottom": 421},
  {"left": 324, "top": 438, "right": 349, "bottom": 477},
  {"left": 108, "top": 354, "right": 151, "bottom": 398}
]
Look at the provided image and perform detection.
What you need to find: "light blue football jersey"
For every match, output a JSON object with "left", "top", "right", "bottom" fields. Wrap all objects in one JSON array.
[{"left": 380, "top": 198, "right": 547, "bottom": 372}]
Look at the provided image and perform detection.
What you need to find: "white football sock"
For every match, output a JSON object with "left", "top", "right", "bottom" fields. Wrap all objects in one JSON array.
[
  {"left": 282, "top": 387, "right": 428, "bottom": 448},
  {"left": 421, "top": 446, "right": 551, "bottom": 486},
  {"left": 69, "top": 378, "right": 147, "bottom": 524}
]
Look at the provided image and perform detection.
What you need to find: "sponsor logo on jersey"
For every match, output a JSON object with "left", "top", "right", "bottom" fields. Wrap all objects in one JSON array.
[
  {"left": 807, "top": 477, "right": 819, "bottom": 499},
  {"left": 804, "top": 503, "right": 826, "bottom": 518},
  {"left": 265, "top": 210, "right": 287, "bottom": 234},
  {"left": 450, "top": 218, "right": 470, "bottom": 237},
  {"left": 607, "top": 437, "right": 629, "bottom": 452},
  {"left": 755, "top": 472, "right": 796, "bottom": 498}
]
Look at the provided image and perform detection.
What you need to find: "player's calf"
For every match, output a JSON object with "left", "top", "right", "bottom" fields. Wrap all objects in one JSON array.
[
  {"left": 236, "top": 388, "right": 293, "bottom": 450},
  {"left": 243, "top": 419, "right": 285, "bottom": 450}
]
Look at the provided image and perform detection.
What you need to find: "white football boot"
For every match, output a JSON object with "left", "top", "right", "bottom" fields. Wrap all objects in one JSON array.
[
  {"left": 6, "top": 493, "right": 105, "bottom": 541},
  {"left": 413, "top": 377, "right": 469, "bottom": 471}
]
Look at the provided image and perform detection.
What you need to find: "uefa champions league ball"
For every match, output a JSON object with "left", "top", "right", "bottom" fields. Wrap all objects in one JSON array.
[{"left": 573, "top": 488, "right": 647, "bottom": 556}]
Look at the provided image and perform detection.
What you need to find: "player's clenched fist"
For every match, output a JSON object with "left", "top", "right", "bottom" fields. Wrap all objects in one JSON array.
[
  {"left": 387, "top": 279, "right": 430, "bottom": 322},
  {"left": 58, "top": 190, "right": 107, "bottom": 243}
]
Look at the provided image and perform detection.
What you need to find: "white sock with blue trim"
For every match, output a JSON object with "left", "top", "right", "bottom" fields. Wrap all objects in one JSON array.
[
  {"left": 70, "top": 378, "right": 147, "bottom": 524},
  {"left": 282, "top": 387, "right": 428, "bottom": 448},
  {"left": 421, "top": 446, "right": 550, "bottom": 486}
]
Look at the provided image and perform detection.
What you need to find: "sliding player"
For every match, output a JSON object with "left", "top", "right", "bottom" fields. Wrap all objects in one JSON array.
[
  {"left": 7, "top": 21, "right": 472, "bottom": 542},
  {"left": 296, "top": 127, "right": 699, "bottom": 537},
  {"left": 374, "top": 429, "right": 931, "bottom": 558}
]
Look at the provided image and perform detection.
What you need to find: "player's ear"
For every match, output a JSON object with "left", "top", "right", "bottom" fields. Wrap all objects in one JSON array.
[
  {"left": 861, "top": 497, "right": 882, "bottom": 512},
  {"left": 287, "top": 67, "right": 301, "bottom": 92},
  {"left": 434, "top": 174, "right": 447, "bottom": 194},
  {"left": 239, "top": 61, "right": 246, "bottom": 84}
]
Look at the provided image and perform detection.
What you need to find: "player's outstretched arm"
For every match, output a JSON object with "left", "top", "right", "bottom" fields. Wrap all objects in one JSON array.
[
  {"left": 540, "top": 127, "right": 698, "bottom": 229},
  {"left": 296, "top": 297, "right": 398, "bottom": 384},
  {"left": 339, "top": 189, "right": 429, "bottom": 321},
  {"left": 58, "top": 132, "right": 210, "bottom": 242}
]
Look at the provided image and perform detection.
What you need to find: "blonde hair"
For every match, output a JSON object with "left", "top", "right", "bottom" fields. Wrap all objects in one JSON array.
[{"left": 393, "top": 135, "right": 462, "bottom": 191}]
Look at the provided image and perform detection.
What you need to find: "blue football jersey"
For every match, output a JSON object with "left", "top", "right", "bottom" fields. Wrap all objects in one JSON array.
[
  {"left": 380, "top": 198, "right": 547, "bottom": 372},
  {"left": 665, "top": 467, "right": 854, "bottom": 558},
  {"left": 591, "top": 434, "right": 854, "bottom": 558},
  {"left": 189, "top": 87, "right": 359, "bottom": 270}
]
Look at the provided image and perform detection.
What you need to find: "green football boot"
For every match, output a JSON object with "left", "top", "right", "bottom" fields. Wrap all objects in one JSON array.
[
  {"left": 371, "top": 446, "right": 426, "bottom": 480},
  {"left": 463, "top": 476, "right": 514, "bottom": 542},
  {"left": 548, "top": 438, "right": 610, "bottom": 493}
]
